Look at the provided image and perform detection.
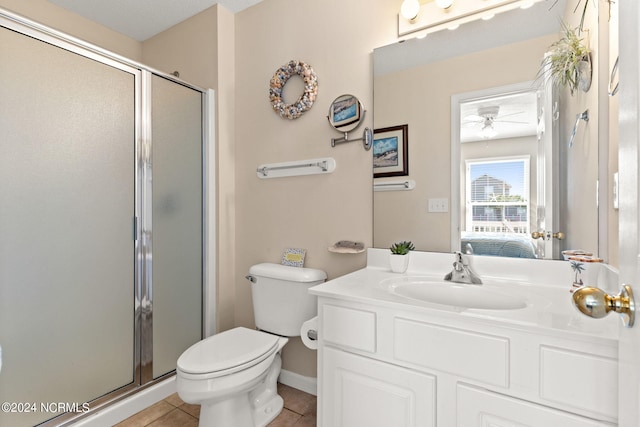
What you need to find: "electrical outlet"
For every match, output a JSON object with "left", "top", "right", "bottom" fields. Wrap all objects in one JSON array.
[{"left": 428, "top": 198, "right": 449, "bottom": 213}]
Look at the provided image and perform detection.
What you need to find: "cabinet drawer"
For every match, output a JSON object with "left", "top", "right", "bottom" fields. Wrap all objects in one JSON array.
[
  {"left": 322, "top": 304, "right": 376, "bottom": 353},
  {"left": 394, "top": 317, "right": 509, "bottom": 387},
  {"left": 539, "top": 345, "right": 617, "bottom": 419}
]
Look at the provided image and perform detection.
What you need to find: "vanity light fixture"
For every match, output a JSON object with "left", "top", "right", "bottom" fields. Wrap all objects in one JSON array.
[
  {"left": 401, "top": 0, "right": 453, "bottom": 22},
  {"left": 400, "top": 0, "right": 421, "bottom": 21},
  {"left": 398, "top": 0, "right": 545, "bottom": 38},
  {"left": 435, "top": 0, "right": 454, "bottom": 9}
]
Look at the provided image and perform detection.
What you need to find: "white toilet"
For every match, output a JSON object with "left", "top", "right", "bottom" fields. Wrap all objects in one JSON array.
[{"left": 176, "top": 263, "right": 326, "bottom": 427}]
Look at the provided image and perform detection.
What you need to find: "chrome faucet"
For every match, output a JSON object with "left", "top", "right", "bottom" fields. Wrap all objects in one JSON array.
[{"left": 444, "top": 251, "right": 482, "bottom": 285}]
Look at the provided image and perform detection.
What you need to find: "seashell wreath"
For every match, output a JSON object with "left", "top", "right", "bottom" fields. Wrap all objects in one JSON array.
[{"left": 269, "top": 60, "right": 318, "bottom": 120}]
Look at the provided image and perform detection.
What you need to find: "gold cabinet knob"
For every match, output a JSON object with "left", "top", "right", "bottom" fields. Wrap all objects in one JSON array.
[
  {"left": 531, "top": 231, "right": 545, "bottom": 239},
  {"left": 553, "top": 231, "right": 565, "bottom": 240},
  {"left": 572, "top": 285, "right": 635, "bottom": 327}
]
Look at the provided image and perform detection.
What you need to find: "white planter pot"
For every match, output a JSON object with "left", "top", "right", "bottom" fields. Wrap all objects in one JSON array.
[
  {"left": 578, "top": 57, "right": 592, "bottom": 92},
  {"left": 389, "top": 253, "right": 410, "bottom": 273}
]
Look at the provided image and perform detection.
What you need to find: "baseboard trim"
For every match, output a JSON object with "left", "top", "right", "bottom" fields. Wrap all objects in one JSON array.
[
  {"left": 73, "top": 369, "right": 315, "bottom": 425},
  {"left": 73, "top": 377, "right": 176, "bottom": 426},
  {"left": 278, "top": 369, "right": 317, "bottom": 396}
]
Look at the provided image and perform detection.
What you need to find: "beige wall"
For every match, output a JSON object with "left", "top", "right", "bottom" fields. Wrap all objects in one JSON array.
[
  {"left": 554, "top": 0, "right": 618, "bottom": 265},
  {"left": 558, "top": 1, "right": 600, "bottom": 260},
  {"left": 142, "top": 0, "right": 401, "bottom": 376},
  {"left": 373, "top": 35, "right": 554, "bottom": 252},
  {"left": 233, "top": 0, "right": 398, "bottom": 377}
]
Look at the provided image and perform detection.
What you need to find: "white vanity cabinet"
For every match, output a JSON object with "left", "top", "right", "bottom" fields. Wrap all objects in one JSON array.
[
  {"left": 323, "top": 347, "right": 436, "bottom": 426},
  {"left": 316, "top": 297, "right": 618, "bottom": 427}
]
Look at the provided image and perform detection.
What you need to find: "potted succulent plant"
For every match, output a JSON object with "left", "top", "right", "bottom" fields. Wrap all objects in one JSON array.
[
  {"left": 538, "top": 23, "right": 591, "bottom": 95},
  {"left": 389, "top": 240, "right": 415, "bottom": 273}
]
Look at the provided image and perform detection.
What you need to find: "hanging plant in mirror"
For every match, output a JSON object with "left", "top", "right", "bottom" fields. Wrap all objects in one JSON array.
[
  {"left": 269, "top": 60, "right": 318, "bottom": 120},
  {"left": 538, "top": 23, "right": 591, "bottom": 95}
]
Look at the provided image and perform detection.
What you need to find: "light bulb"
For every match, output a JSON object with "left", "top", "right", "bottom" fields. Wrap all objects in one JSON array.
[
  {"left": 435, "top": 0, "right": 454, "bottom": 9},
  {"left": 479, "top": 123, "right": 498, "bottom": 139},
  {"left": 400, "top": 0, "right": 420, "bottom": 21}
]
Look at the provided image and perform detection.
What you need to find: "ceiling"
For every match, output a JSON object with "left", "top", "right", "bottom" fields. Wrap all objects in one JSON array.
[{"left": 48, "top": 0, "right": 265, "bottom": 41}]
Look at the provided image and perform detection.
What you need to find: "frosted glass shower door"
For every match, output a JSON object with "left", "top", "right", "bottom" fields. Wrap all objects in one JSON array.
[
  {"left": 0, "top": 27, "right": 136, "bottom": 426},
  {"left": 150, "top": 75, "right": 203, "bottom": 378}
]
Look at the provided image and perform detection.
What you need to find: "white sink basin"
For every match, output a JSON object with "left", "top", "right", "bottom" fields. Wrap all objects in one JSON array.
[{"left": 381, "top": 277, "right": 527, "bottom": 310}]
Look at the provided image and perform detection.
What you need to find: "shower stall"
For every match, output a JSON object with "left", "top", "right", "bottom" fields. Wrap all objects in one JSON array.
[{"left": 0, "top": 9, "right": 213, "bottom": 427}]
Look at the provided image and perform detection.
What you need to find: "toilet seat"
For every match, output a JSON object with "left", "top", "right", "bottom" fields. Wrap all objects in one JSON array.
[{"left": 177, "top": 327, "right": 280, "bottom": 378}]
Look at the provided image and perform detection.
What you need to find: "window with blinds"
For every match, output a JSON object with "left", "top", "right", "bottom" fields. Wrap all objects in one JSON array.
[{"left": 465, "top": 157, "right": 530, "bottom": 234}]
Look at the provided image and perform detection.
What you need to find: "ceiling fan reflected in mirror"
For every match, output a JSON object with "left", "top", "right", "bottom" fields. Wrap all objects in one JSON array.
[
  {"left": 463, "top": 105, "right": 528, "bottom": 139},
  {"left": 459, "top": 90, "right": 539, "bottom": 143}
]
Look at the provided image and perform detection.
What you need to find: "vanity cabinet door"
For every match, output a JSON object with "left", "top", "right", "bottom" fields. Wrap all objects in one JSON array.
[
  {"left": 321, "top": 347, "right": 436, "bottom": 427},
  {"left": 457, "top": 384, "right": 616, "bottom": 427}
]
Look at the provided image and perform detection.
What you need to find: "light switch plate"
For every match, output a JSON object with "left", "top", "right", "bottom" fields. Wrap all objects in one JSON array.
[{"left": 428, "top": 198, "right": 449, "bottom": 213}]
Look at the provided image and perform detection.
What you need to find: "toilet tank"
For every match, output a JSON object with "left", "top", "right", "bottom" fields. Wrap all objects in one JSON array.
[{"left": 248, "top": 263, "right": 327, "bottom": 337}]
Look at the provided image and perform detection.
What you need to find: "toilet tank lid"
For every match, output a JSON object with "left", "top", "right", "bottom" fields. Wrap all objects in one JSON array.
[{"left": 249, "top": 263, "right": 327, "bottom": 282}]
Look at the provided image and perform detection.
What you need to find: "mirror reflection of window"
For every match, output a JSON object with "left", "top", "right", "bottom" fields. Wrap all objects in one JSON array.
[
  {"left": 456, "top": 84, "right": 543, "bottom": 260},
  {"left": 465, "top": 157, "right": 530, "bottom": 235}
]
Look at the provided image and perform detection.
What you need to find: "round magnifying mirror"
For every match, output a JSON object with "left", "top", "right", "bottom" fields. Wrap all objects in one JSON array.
[{"left": 327, "top": 94, "right": 365, "bottom": 133}]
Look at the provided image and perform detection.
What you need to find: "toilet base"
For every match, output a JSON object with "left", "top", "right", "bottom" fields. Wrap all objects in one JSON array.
[
  {"left": 250, "top": 352, "right": 284, "bottom": 426},
  {"left": 251, "top": 394, "right": 283, "bottom": 427},
  {"left": 193, "top": 352, "right": 285, "bottom": 427},
  {"left": 199, "top": 393, "right": 254, "bottom": 427},
  {"left": 198, "top": 384, "right": 284, "bottom": 427}
]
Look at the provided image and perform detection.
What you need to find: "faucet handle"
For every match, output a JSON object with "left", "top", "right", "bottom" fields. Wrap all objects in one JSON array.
[
  {"left": 452, "top": 251, "right": 465, "bottom": 271},
  {"left": 453, "top": 251, "right": 466, "bottom": 264}
]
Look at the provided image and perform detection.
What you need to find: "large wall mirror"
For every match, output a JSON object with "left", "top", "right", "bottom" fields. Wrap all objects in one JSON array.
[{"left": 373, "top": 0, "right": 619, "bottom": 263}]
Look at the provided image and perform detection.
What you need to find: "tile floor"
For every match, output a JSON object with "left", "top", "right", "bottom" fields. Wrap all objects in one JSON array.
[{"left": 115, "top": 383, "right": 316, "bottom": 427}]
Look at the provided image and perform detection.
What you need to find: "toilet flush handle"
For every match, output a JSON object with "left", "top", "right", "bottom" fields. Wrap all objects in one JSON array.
[{"left": 245, "top": 275, "right": 256, "bottom": 283}]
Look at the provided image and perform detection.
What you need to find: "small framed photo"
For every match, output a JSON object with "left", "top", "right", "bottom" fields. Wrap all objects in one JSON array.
[
  {"left": 373, "top": 125, "right": 408, "bottom": 178},
  {"left": 281, "top": 248, "right": 306, "bottom": 267}
]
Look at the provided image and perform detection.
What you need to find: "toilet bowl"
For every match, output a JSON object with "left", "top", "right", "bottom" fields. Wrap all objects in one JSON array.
[
  {"left": 177, "top": 327, "right": 288, "bottom": 427},
  {"left": 176, "top": 263, "right": 327, "bottom": 427}
]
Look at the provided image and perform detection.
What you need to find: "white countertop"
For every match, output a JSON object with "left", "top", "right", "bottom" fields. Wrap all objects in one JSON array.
[{"left": 310, "top": 249, "right": 620, "bottom": 342}]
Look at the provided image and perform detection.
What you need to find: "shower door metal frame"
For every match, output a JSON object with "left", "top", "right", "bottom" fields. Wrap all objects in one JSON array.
[{"left": 0, "top": 8, "right": 211, "bottom": 426}]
